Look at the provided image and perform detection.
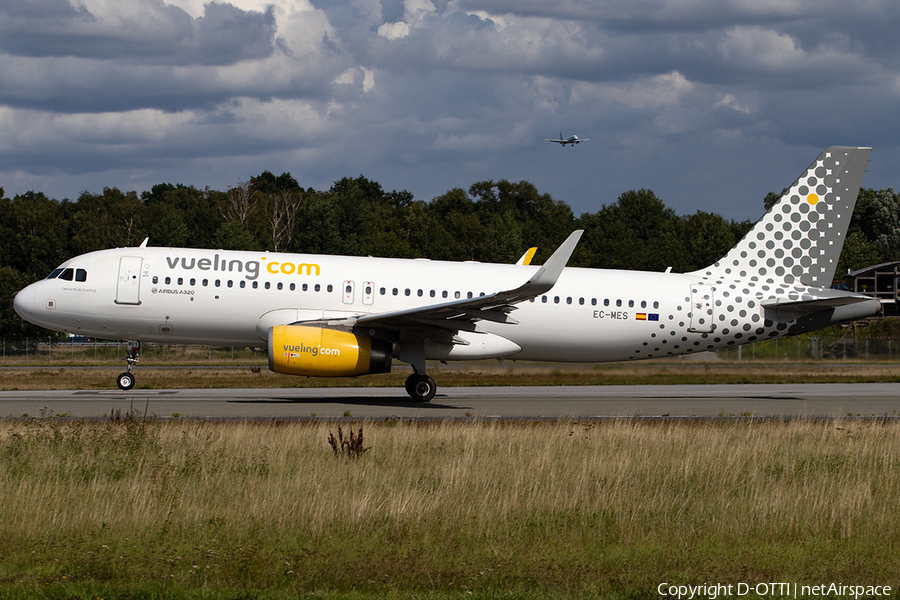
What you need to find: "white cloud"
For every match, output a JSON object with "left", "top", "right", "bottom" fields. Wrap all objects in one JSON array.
[
  {"left": 571, "top": 72, "right": 694, "bottom": 109},
  {"left": 378, "top": 21, "right": 410, "bottom": 39}
]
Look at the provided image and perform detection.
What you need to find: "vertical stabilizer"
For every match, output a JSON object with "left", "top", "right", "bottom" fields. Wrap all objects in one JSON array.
[{"left": 693, "top": 146, "right": 871, "bottom": 287}]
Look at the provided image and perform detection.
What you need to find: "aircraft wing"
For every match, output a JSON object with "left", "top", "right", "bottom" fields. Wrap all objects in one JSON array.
[{"left": 296, "top": 230, "right": 583, "bottom": 337}]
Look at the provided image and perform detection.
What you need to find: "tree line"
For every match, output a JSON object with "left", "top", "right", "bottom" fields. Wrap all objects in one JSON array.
[{"left": 2, "top": 174, "right": 898, "bottom": 337}]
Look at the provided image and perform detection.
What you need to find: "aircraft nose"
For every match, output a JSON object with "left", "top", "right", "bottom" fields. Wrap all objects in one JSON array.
[{"left": 13, "top": 285, "right": 35, "bottom": 321}]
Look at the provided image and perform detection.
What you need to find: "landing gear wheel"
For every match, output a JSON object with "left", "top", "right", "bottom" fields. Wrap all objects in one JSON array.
[
  {"left": 117, "top": 372, "right": 135, "bottom": 390},
  {"left": 405, "top": 373, "right": 436, "bottom": 402}
]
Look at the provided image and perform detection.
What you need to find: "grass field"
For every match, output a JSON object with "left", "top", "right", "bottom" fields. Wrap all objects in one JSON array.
[
  {"left": 1, "top": 416, "right": 899, "bottom": 599},
  {"left": 3, "top": 359, "right": 900, "bottom": 391}
]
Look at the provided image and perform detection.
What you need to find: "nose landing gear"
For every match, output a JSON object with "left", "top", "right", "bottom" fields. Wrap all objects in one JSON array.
[{"left": 116, "top": 340, "right": 140, "bottom": 390}]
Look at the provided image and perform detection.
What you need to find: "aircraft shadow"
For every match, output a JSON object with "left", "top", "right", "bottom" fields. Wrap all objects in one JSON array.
[{"left": 229, "top": 395, "right": 467, "bottom": 410}]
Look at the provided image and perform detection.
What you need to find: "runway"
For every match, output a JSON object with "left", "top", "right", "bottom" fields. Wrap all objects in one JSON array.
[{"left": 0, "top": 383, "right": 898, "bottom": 419}]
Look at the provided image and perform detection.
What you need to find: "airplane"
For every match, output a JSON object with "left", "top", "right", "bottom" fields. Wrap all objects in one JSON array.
[
  {"left": 544, "top": 132, "right": 589, "bottom": 146},
  {"left": 13, "top": 146, "right": 878, "bottom": 402}
]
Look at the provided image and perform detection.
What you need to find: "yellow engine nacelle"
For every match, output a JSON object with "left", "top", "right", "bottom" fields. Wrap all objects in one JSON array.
[{"left": 267, "top": 325, "right": 392, "bottom": 377}]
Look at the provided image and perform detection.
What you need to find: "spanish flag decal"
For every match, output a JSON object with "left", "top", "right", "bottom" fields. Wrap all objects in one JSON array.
[{"left": 636, "top": 313, "right": 647, "bottom": 320}]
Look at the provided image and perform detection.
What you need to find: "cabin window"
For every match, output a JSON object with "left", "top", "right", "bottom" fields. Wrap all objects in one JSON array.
[
  {"left": 177, "top": 277, "right": 183, "bottom": 285},
  {"left": 380, "top": 287, "right": 386, "bottom": 295},
  {"left": 365, "top": 285, "right": 372, "bottom": 295},
  {"left": 641, "top": 300, "right": 647, "bottom": 308},
  {"left": 554, "top": 296, "right": 560, "bottom": 304},
  {"left": 541, "top": 296, "right": 547, "bottom": 303},
  {"left": 628, "top": 300, "right": 634, "bottom": 308},
  {"left": 467, "top": 292, "right": 473, "bottom": 299},
  {"left": 190, "top": 278, "right": 196, "bottom": 286},
  {"left": 567, "top": 297, "right": 572, "bottom": 305},
  {"left": 253, "top": 281, "right": 259, "bottom": 289},
  {"left": 393, "top": 288, "right": 398, "bottom": 296},
  {"left": 591, "top": 298, "right": 597, "bottom": 306},
  {"left": 215, "top": 280, "right": 221, "bottom": 287},
  {"left": 227, "top": 280, "right": 233, "bottom": 288},
  {"left": 430, "top": 290, "right": 435, "bottom": 297},
  {"left": 202, "top": 279, "right": 209, "bottom": 286},
  {"left": 277, "top": 282, "right": 283, "bottom": 290},
  {"left": 405, "top": 288, "right": 411, "bottom": 296},
  {"left": 152, "top": 276, "right": 158, "bottom": 284},
  {"left": 327, "top": 284, "right": 333, "bottom": 293},
  {"left": 579, "top": 298, "right": 584, "bottom": 305},
  {"left": 653, "top": 301, "right": 659, "bottom": 309},
  {"left": 165, "top": 277, "right": 171, "bottom": 285},
  {"left": 417, "top": 289, "right": 423, "bottom": 297},
  {"left": 604, "top": 299, "right": 609, "bottom": 307},
  {"left": 302, "top": 283, "right": 307, "bottom": 291},
  {"left": 265, "top": 282, "right": 271, "bottom": 290},
  {"left": 442, "top": 291, "right": 448, "bottom": 298},
  {"left": 455, "top": 291, "right": 461, "bottom": 299},
  {"left": 240, "top": 281, "right": 246, "bottom": 289},
  {"left": 290, "top": 283, "right": 296, "bottom": 291},
  {"left": 616, "top": 299, "right": 622, "bottom": 307},
  {"left": 315, "top": 284, "right": 321, "bottom": 292}
]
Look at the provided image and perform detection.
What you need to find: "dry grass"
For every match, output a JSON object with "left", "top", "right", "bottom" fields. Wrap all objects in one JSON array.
[
  {"left": 1, "top": 418, "right": 898, "bottom": 598},
  {"left": 2, "top": 360, "right": 900, "bottom": 390}
]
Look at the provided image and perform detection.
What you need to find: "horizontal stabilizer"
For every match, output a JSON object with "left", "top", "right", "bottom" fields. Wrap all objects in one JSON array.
[{"left": 762, "top": 291, "right": 879, "bottom": 320}]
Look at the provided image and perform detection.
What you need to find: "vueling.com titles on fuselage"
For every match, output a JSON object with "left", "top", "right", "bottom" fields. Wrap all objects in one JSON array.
[{"left": 164, "top": 255, "right": 321, "bottom": 281}]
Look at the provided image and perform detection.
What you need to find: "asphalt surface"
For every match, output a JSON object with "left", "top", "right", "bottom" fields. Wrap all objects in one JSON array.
[{"left": 1, "top": 383, "right": 898, "bottom": 420}]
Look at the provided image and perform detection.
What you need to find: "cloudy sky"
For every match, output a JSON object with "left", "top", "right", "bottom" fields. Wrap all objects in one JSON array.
[{"left": 1, "top": 0, "right": 898, "bottom": 222}]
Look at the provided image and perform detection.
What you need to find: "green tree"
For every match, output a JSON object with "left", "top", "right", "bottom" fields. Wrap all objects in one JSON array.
[
  {"left": 6, "top": 191, "right": 68, "bottom": 277},
  {"left": 0, "top": 266, "right": 50, "bottom": 337},
  {"left": 683, "top": 211, "right": 736, "bottom": 271},
  {"left": 580, "top": 189, "right": 690, "bottom": 272},
  {"left": 214, "top": 221, "right": 257, "bottom": 251},
  {"left": 142, "top": 183, "right": 223, "bottom": 248},
  {"left": 836, "top": 230, "right": 884, "bottom": 280}
]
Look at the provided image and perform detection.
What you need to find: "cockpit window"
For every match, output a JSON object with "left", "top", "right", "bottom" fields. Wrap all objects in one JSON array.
[{"left": 46, "top": 267, "right": 88, "bottom": 282}]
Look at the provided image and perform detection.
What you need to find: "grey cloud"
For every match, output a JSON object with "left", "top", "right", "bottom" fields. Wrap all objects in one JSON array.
[
  {"left": 0, "top": 1, "right": 276, "bottom": 66},
  {"left": 2, "top": 0, "right": 900, "bottom": 223},
  {"left": 1, "top": 0, "right": 88, "bottom": 18}
]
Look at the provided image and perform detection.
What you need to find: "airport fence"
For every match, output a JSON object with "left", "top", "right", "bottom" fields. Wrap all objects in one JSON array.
[
  {"left": 0, "top": 338, "right": 266, "bottom": 363},
  {"left": 1, "top": 328, "right": 899, "bottom": 363}
]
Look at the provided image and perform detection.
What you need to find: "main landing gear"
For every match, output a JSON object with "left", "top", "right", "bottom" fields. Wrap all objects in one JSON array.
[
  {"left": 116, "top": 340, "right": 140, "bottom": 390},
  {"left": 405, "top": 373, "right": 436, "bottom": 402}
]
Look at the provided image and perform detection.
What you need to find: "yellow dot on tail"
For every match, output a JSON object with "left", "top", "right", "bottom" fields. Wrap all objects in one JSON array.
[{"left": 807, "top": 194, "right": 819, "bottom": 205}]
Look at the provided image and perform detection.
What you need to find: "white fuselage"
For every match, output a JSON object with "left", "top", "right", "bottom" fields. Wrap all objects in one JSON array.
[{"left": 12, "top": 245, "right": 869, "bottom": 364}]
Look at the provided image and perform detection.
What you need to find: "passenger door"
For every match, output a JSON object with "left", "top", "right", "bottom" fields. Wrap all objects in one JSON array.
[{"left": 115, "top": 256, "right": 143, "bottom": 305}]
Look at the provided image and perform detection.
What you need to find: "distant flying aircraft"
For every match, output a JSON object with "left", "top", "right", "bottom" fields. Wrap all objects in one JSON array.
[
  {"left": 544, "top": 132, "right": 589, "bottom": 146},
  {"left": 13, "top": 147, "right": 877, "bottom": 402}
]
